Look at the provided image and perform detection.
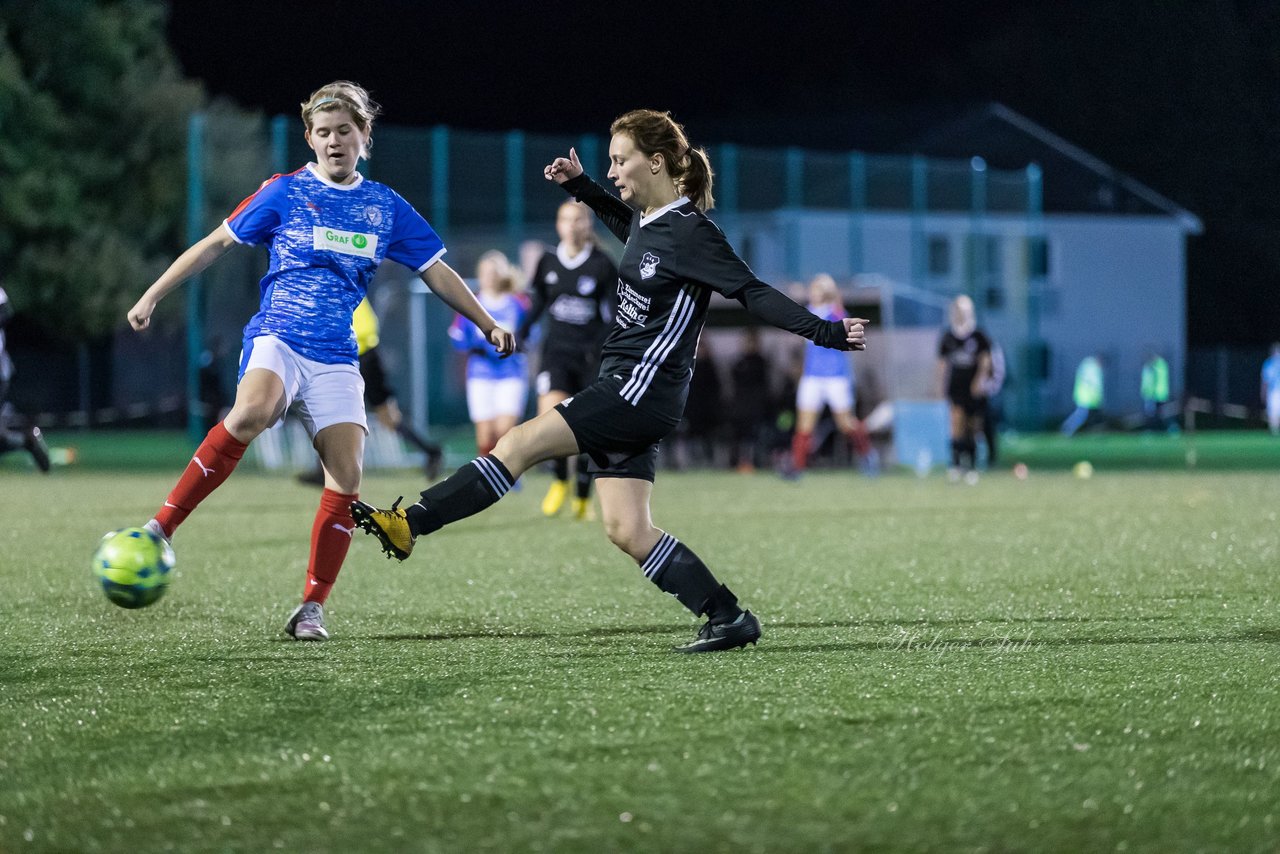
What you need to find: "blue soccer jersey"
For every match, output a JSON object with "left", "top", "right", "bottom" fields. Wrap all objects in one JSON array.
[
  {"left": 802, "top": 304, "right": 853, "bottom": 380},
  {"left": 1263, "top": 355, "right": 1280, "bottom": 394},
  {"left": 449, "top": 292, "right": 528, "bottom": 381},
  {"left": 225, "top": 164, "right": 446, "bottom": 365}
]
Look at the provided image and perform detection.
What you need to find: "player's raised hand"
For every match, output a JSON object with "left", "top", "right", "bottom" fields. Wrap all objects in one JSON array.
[
  {"left": 488, "top": 325, "right": 516, "bottom": 356},
  {"left": 543, "top": 147, "right": 583, "bottom": 184},
  {"left": 842, "top": 317, "right": 870, "bottom": 351}
]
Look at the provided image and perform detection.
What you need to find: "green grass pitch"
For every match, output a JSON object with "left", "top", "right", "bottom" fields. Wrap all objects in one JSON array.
[{"left": 1, "top": 449, "right": 1277, "bottom": 852}]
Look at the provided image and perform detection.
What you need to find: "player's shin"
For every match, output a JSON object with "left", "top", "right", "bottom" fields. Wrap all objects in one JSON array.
[
  {"left": 405, "top": 455, "right": 516, "bottom": 536},
  {"left": 640, "top": 533, "right": 742, "bottom": 624},
  {"left": 304, "top": 488, "right": 358, "bottom": 604}
]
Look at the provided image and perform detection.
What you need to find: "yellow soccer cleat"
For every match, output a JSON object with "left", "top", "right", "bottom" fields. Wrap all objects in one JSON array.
[
  {"left": 541, "top": 479, "right": 568, "bottom": 517},
  {"left": 350, "top": 497, "right": 416, "bottom": 561},
  {"left": 570, "top": 496, "right": 596, "bottom": 521}
]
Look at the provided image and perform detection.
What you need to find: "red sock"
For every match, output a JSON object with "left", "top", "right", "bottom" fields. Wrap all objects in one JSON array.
[
  {"left": 154, "top": 422, "right": 248, "bottom": 537},
  {"left": 845, "top": 421, "right": 872, "bottom": 458},
  {"left": 304, "top": 488, "right": 358, "bottom": 605},
  {"left": 791, "top": 431, "right": 812, "bottom": 472}
]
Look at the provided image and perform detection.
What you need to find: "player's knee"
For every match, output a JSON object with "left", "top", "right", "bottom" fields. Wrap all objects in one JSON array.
[
  {"left": 602, "top": 516, "right": 646, "bottom": 557},
  {"left": 223, "top": 404, "right": 274, "bottom": 439}
]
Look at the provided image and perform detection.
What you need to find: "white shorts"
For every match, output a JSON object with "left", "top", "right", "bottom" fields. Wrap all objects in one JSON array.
[
  {"left": 466, "top": 376, "right": 528, "bottom": 422},
  {"left": 1268, "top": 388, "right": 1280, "bottom": 423},
  {"left": 797, "top": 375, "right": 854, "bottom": 414},
  {"left": 240, "top": 335, "right": 367, "bottom": 437}
]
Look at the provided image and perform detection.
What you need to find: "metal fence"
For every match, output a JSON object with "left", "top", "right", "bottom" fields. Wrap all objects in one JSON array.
[{"left": 12, "top": 112, "right": 1060, "bottom": 444}]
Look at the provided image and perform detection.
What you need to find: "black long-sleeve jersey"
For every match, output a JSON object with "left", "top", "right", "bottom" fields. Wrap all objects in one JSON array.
[
  {"left": 561, "top": 174, "right": 848, "bottom": 421},
  {"left": 521, "top": 244, "right": 617, "bottom": 357}
]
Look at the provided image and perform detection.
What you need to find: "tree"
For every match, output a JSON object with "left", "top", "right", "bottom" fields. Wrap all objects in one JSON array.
[{"left": 0, "top": 0, "right": 203, "bottom": 341}]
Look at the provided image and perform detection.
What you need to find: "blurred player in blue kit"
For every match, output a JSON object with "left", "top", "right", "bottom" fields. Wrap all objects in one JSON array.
[
  {"left": 788, "top": 274, "right": 877, "bottom": 476},
  {"left": 450, "top": 251, "right": 529, "bottom": 457},
  {"left": 1263, "top": 343, "right": 1280, "bottom": 436},
  {"left": 126, "top": 81, "right": 514, "bottom": 641}
]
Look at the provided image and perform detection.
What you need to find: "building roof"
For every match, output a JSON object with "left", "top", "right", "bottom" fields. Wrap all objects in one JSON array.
[
  {"left": 907, "top": 103, "right": 1202, "bottom": 232},
  {"left": 696, "top": 101, "right": 1201, "bottom": 231}
]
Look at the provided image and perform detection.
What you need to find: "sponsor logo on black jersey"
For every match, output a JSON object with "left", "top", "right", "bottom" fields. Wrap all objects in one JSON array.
[{"left": 639, "top": 252, "right": 660, "bottom": 280}]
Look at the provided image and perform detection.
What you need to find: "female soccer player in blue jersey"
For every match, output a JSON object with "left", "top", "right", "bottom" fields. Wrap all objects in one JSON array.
[
  {"left": 789, "top": 274, "right": 877, "bottom": 476},
  {"left": 353, "top": 110, "right": 866, "bottom": 653},
  {"left": 449, "top": 251, "right": 529, "bottom": 457},
  {"left": 126, "top": 81, "right": 514, "bottom": 641}
]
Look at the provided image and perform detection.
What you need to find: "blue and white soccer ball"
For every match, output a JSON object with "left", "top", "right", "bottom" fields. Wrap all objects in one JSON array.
[{"left": 93, "top": 527, "right": 175, "bottom": 609}]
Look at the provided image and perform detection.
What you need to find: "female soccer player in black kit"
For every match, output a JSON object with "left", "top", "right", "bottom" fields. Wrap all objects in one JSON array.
[
  {"left": 353, "top": 110, "right": 867, "bottom": 652},
  {"left": 521, "top": 200, "right": 618, "bottom": 520}
]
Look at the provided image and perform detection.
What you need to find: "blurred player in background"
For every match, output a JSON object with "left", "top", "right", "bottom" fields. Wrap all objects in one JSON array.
[
  {"left": 519, "top": 200, "right": 617, "bottom": 519},
  {"left": 1061, "top": 352, "right": 1105, "bottom": 437},
  {"left": 0, "top": 283, "right": 50, "bottom": 472},
  {"left": 126, "top": 81, "right": 513, "bottom": 641},
  {"left": 936, "top": 294, "right": 991, "bottom": 483},
  {"left": 352, "top": 109, "right": 867, "bottom": 653},
  {"left": 450, "top": 250, "right": 528, "bottom": 456},
  {"left": 979, "top": 335, "right": 1006, "bottom": 465},
  {"left": 788, "top": 273, "right": 877, "bottom": 476},
  {"left": 298, "top": 296, "right": 444, "bottom": 486},
  {"left": 1262, "top": 343, "right": 1280, "bottom": 436},
  {"left": 1139, "top": 347, "right": 1170, "bottom": 432}
]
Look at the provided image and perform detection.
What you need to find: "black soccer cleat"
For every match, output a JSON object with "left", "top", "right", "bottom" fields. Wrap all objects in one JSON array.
[{"left": 675, "top": 610, "right": 762, "bottom": 653}]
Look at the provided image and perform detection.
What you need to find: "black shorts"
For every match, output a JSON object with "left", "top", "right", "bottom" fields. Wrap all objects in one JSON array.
[
  {"left": 554, "top": 375, "right": 679, "bottom": 482},
  {"left": 359, "top": 349, "right": 394, "bottom": 408},
  {"left": 947, "top": 392, "right": 986, "bottom": 417},
  {"left": 536, "top": 348, "right": 600, "bottom": 398}
]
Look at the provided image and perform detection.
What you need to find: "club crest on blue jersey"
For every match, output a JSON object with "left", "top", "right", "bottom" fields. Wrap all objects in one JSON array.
[
  {"left": 640, "top": 252, "right": 660, "bottom": 280},
  {"left": 364, "top": 206, "right": 383, "bottom": 227}
]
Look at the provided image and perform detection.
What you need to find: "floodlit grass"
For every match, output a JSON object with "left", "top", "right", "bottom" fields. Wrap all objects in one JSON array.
[{"left": 1, "top": 460, "right": 1277, "bottom": 852}]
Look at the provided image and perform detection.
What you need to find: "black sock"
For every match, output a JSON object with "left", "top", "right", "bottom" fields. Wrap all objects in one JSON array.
[
  {"left": 552, "top": 456, "right": 569, "bottom": 482},
  {"left": 640, "top": 533, "right": 741, "bottom": 622},
  {"left": 961, "top": 438, "right": 977, "bottom": 469},
  {"left": 405, "top": 455, "right": 515, "bottom": 536},
  {"left": 574, "top": 453, "right": 593, "bottom": 500},
  {"left": 950, "top": 439, "right": 963, "bottom": 467}
]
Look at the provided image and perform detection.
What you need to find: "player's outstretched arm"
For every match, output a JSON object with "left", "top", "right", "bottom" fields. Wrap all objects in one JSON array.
[
  {"left": 128, "top": 226, "right": 236, "bottom": 331},
  {"left": 420, "top": 261, "right": 516, "bottom": 355},
  {"left": 734, "top": 280, "right": 868, "bottom": 351}
]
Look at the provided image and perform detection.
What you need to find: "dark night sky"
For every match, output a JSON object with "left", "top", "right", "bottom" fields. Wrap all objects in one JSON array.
[{"left": 167, "top": 0, "right": 1280, "bottom": 346}]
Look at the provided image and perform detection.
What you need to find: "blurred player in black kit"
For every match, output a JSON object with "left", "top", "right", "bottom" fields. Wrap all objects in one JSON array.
[
  {"left": 353, "top": 110, "right": 867, "bottom": 653},
  {"left": 0, "top": 283, "right": 50, "bottom": 472},
  {"left": 520, "top": 200, "right": 617, "bottom": 519},
  {"left": 936, "top": 295, "right": 991, "bottom": 483}
]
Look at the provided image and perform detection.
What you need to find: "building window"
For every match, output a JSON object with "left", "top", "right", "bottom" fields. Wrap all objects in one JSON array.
[{"left": 927, "top": 235, "right": 951, "bottom": 275}]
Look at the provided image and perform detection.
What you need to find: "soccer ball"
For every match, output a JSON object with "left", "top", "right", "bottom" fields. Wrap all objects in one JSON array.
[{"left": 93, "top": 527, "right": 175, "bottom": 609}]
